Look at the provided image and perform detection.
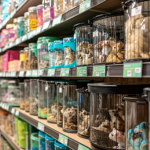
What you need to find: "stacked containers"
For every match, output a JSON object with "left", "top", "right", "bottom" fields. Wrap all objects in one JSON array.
[
  {"left": 45, "top": 135, "right": 55, "bottom": 150},
  {"left": 123, "top": 0, "right": 150, "bottom": 60},
  {"left": 30, "top": 79, "right": 38, "bottom": 116},
  {"left": 37, "top": 5, "right": 44, "bottom": 27},
  {"left": 31, "top": 133, "right": 39, "bottom": 150},
  {"left": 24, "top": 47, "right": 30, "bottom": 71},
  {"left": 38, "top": 80, "right": 47, "bottom": 119},
  {"left": 63, "top": 37, "right": 76, "bottom": 68},
  {"left": 77, "top": 88, "right": 90, "bottom": 138},
  {"left": 47, "top": 81, "right": 57, "bottom": 123},
  {"left": 17, "top": 17, "right": 25, "bottom": 38},
  {"left": 39, "top": 131, "right": 46, "bottom": 150},
  {"left": 20, "top": 50, "right": 25, "bottom": 70},
  {"left": 25, "top": 80, "right": 30, "bottom": 112},
  {"left": 74, "top": 23, "right": 93, "bottom": 66},
  {"left": 48, "top": 42, "right": 55, "bottom": 69},
  {"left": 19, "top": 82, "right": 25, "bottom": 110},
  {"left": 92, "top": 12, "right": 124, "bottom": 64}
]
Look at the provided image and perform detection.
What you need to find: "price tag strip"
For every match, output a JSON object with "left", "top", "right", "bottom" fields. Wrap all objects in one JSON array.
[
  {"left": 42, "top": 21, "right": 51, "bottom": 31},
  {"left": 123, "top": 62, "right": 142, "bottom": 77},
  {"left": 47, "top": 69, "right": 55, "bottom": 76},
  {"left": 37, "top": 122, "right": 45, "bottom": 132},
  {"left": 79, "top": 0, "right": 91, "bottom": 14},
  {"left": 78, "top": 144, "right": 89, "bottom": 150},
  {"left": 22, "top": 35, "right": 28, "bottom": 41},
  {"left": 15, "top": 110, "right": 19, "bottom": 116},
  {"left": 93, "top": 65, "right": 105, "bottom": 77},
  {"left": 52, "top": 15, "right": 62, "bottom": 26},
  {"left": 32, "top": 70, "right": 38, "bottom": 77},
  {"left": 60, "top": 68, "right": 70, "bottom": 76},
  {"left": 15, "top": 38, "right": 22, "bottom": 45},
  {"left": 26, "top": 70, "right": 32, "bottom": 77},
  {"left": 77, "top": 67, "right": 87, "bottom": 77},
  {"left": 3, "top": 72, "right": 5, "bottom": 77},
  {"left": 11, "top": 71, "right": 16, "bottom": 77},
  {"left": 11, "top": 108, "right": 15, "bottom": 114},
  {"left": 19, "top": 71, "right": 24, "bottom": 77},
  {"left": 36, "top": 26, "right": 42, "bottom": 35},
  {"left": 38, "top": 69, "right": 44, "bottom": 76},
  {"left": 58, "top": 134, "right": 68, "bottom": 146}
]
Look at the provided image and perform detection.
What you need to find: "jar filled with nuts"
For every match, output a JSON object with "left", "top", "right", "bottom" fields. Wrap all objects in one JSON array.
[
  {"left": 25, "top": 80, "right": 30, "bottom": 112},
  {"left": 19, "top": 82, "right": 25, "bottom": 110}
]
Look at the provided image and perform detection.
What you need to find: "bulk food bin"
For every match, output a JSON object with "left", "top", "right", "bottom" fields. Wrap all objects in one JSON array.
[
  {"left": 91, "top": 12, "right": 124, "bottom": 64},
  {"left": 19, "top": 82, "right": 25, "bottom": 110},
  {"left": 73, "top": 23, "right": 93, "bottom": 66},
  {"left": 15, "top": 116, "right": 19, "bottom": 144},
  {"left": 24, "top": 47, "right": 30, "bottom": 71},
  {"left": 39, "top": 131, "right": 46, "bottom": 150},
  {"left": 1, "top": 80, "right": 8, "bottom": 102},
  {"left": 54, "top": 141, "right": 69, "bottom": 150},
  {"left": 30, "top": 79, "right": 38, "bottom": 115},
  {"left": 20, "top": 50, "right": 25, "bottom": 70},
  {"left": 38, "top": 80, "right": 48, "bottom": 119},
  {"left": 88, "top": 83, "right": 148, "bottom": 150},
  {"left": 31, "top": 133, "right": 39, "bottom": 150},
  {"left": 63, "top": 37, "right": 76, "bottom": 68},
  {"left": 47, "top": 81, "right": 57, "bottom": 123},
  {"left": 25, "top": 80, "right": 30, "bottom": 112},
  {"left": 77, "top": 88, "right": 90, "bottom": 138},
  {"left": 123, "top": 0, "right": 150, "bottom": 61},
  {"left": 48, "top": 42, "right": 55, "bottom": 69},
  {"left": 45, "top": 135, "right": 55, "bottom": 150}
]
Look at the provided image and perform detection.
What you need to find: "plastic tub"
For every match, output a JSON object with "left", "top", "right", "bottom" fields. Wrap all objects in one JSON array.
[
  {"left": 39, "top": 131, "right": 46, "bottom": 150},
  {"left": 31, "top": 133, "right": 39, "bottom": 150},
  {"left": 25, "top": 80, "right": 30, "bottom": 112},
  {"left": 45, "top": 135, "right": 55, "bottom": 150},
  {"left": 20, "top": 82, "right": 25, "bottom": 110},
  {"left": 54, "top": 141, "right": 69, "bottom": 150}
]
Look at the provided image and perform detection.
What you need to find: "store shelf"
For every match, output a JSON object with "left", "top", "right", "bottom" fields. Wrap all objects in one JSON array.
[
  {"left": 12, "top": 107, "right": 92, "bottom": 150},
  {"left": 0, "top": 128, "right": 21, "bottom": 150}
]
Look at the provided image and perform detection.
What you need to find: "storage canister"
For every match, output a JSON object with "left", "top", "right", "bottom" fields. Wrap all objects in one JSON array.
[
  {"left": 17, "top": 16, "right": 25, "bottom": 38},
  {"left": 39, "top": 131, "right": 46, "bottom": 150},
  {"left": 13, "top": 18, "right": 18, "bottom": 40},
  {"left": 24, "top": 12, "right": 29, "bottom": 34},
  {"left": 31, "top": 133, "right": 39, "bottom": 150},
  {"left": 37, "top": 5, "right": 44, "bottom": 27},
  {"left": 19, "top": 82, "right": 25, "bottom": 110},
  {"left": 24, "top": 47, "right": 30, "bottom": 71},
  {"left": 54, "top": 141, "right": 69, "bottom": 150},
  {"left": 20, "top": 50, "right": 25, "bottom": 70},
  {"left": 48, "top": 42, "right": 55, "bottom": 69},
  {"left": 45, "top": 134, "right": 55, "bottom": 150},
  {"left": 25, "top": 80, "right": 30, "bottom": 112}
]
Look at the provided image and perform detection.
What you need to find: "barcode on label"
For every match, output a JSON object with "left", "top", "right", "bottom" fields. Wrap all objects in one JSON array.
[
  {"left": 131, "top": 6, "right": 142, "bottom": 17},
  {"left": 135, "top": 67, "right": 141, "bottom": 73},
  {"left": 127, "top": 70, "right": 132, "bottom": 77},
  {"left": 96, "top": 72, "right": 99, "bottom": 76}
]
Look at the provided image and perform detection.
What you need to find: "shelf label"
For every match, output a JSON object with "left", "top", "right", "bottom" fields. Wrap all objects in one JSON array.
[
  {"left": 36, "top": 26, "right": 42, "bottom": 34},
  {"left": 93, "top": 66, "right": 105, "bottom": 77},
  {"left": 79, "top": 0, "right": 91, "bottom": 13},
  {"left": 58, "top": 134, "right": 68, "bottom": 146},
  {"left": 52, "top": 15, "right": 62, "bottom": 26},
  {"left": 77, "top": 67, "right": 87, "bottom": 77},
  {"left": 131, "top": 6, "right": 142, "bottom": 17},
  {"left": 0, "top": 72, "right": 2, "bottom": 76},
  {"left": 6, "top": 104, "right": 9, "bottom": 111},
  {"left": 47, "top": 69, "right": 55, "bottom": 76},
  {"left": 42, "top": 21, "right": 51, "bottom": 31},
  {"left": 123, "top": 62, "right": 142, "bottom": 77},
  {"left": 2, "top": 72, "right": 5, "bottom": 77},
  {"left": 32, "top": 70, "right": 38, "bottom": 77},
  {"left": 11, "top": 71, "right": 16, "bottom": 77},
  {"left": 26, "top": 70, "right": 32, "bottom": 77},
  {"left": 78, "top": 144, "right": 89, "bottom": 150},
  {"left": 6, "top": 72, "right": 10, "bottom": 77},
  {"left": 5, "top": 44, "right": 9, "bottom": 50},
  {"left": 22, "top": 35, "right": 28, "bottom": 41},
  {"left": 38, "top": 69, "right": 44, "bottom": 76},
  {"left": 11, "top": 108, "right": 15, "bottom": 114},
  {"left": 28, "top": 30, "right": 36, "bottom": 39},
  {"left": 15, "top": 38, "right": 21, "bottom": 45},
  {"left": 37, "top": 122, "right": 45, "bottom": 132},
  {"left": 15, "top": 110, "right": 19, "bottom": 116},
  {"left": 10, "top": 9, "right": 16, "bottom": 18},
  {"left": 19, "top": 71, "right": 24, "bottom": 77},
  {"left": 9, "top": 42, "right": 14, "bottom": 48},
  {"left": 60, "top": 68, "right": 70, "bottom": 76}
]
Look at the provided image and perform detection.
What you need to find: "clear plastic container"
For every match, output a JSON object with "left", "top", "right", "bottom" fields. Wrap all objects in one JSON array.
[
  {"left": 13, "top": 18, "right": 18, "bottom": 40},
  {"left": 64, "top": 0, "right": 74, "bottom": 13},
  {"left": 30, "top": 79, "right": 38, "bottom": 116},
  {"left": 25, "top": 80, "right": 30, "bottom": 112},
  {"left": 73, "top": 23, "right": 93, "bottom": 66},
  {"left": 63, "top": 37, "right": 76, "bottom": 68},
  {"left": 54, "top": 40, "right": 64, "bottom": 68},
  {"left": 124, "top": 96, "right": 148, "bottom": 150},
  {"left": 1, "top": 80, "right": 8, "bottom": 103},
  {"left": 15, "top": 116, "right": 19, "bottom": 144},
  {"left": 123, "top": 0, "right": 150, "bottom": 60},
  {"left": 20, "top": 82, "right": 25, "bottom": 110},
  {"left": 45, "top": 135, "right": 55, "bottom": 150},
  {"left": 88, "top": 83, "right": 146, "bottom": 150},
  {"left": 47, "top": 81, "right": 57, "bottom": 123},
  {"left": 39, "top": 131, "right": 46, "bottom": 150},
  {"left": 38, "top": 80, "right": 47, "bottom": 119},
  {"left": 24, "top": 12, "right": 29, "bottom": 34},
  {"left": 92, "top": 12, "right": 124, "bottom": 64},
  {"left": 31, "top": 133, "right": 39, "bottom": 150},
  {"left": 77, "top": 88, "right": 90, "bottom": 138},
  {"left": 17, "top": 16, "right": 25, "bottom": 38},
  {"left": 20, "top": 50, "right": 25, "bottom": 70},
  {"left": 37, "top": 5, "right": 44, "bottom": 27},
  {"left": 24, "top": 47, "right": 30, "bottom": 71},
  {"left": 54, "top": 141, "right": 69, "bottom": 150},
  {"left": 54, "top": 0, "right": 64, "bottom": 17},
  {"left": 28, "top": 7, "right": 38, "bottom": 31}
]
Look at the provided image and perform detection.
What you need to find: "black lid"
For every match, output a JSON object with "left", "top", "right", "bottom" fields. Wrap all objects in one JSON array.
[
  {"left": 92, "top": 11, "right": 124, "bottom": 23},
  {"left": 124, "top": 96, "right": 147, "bottom": 104},
  {"left": 73, "top": 22, "right": 91, "bottom": 30},
  {"left": 88, "top": 83, "right": 149, "bottom": 94},
  {"left": 124, "top": 0, "right": 148, "bottom": 7}
]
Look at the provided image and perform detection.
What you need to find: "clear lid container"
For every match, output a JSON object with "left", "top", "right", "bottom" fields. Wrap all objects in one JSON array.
[
  {"left": 25, "top": 80, "right": 30, "bottom": 112},
  {"left": 45, "top": 134, "right": 55, "bottom": 150},
  {"left": 19, "top": 82, "right": 25, "bottom": 110}
]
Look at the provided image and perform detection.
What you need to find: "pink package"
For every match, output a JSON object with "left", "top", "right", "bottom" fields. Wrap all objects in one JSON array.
[{"left": 2, "top": 50, "right": 19, "bottom": 72}]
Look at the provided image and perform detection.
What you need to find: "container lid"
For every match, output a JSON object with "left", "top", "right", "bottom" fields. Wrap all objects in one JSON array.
[
  {"left": 28, "top": 6, "right": 37, "bottom": 12},
  {"left": 92, "top": 11, "right": 124, "bottom": 23},
  {"left": 54, "top": 40, "right": 64, "bottom": 50},
  {"left": 18, "top": 16, "right": 25, "bottom": 22},
  {"left": 45, "top": 134, "right": 55, "bottom": 141},
  {"left": 54, "top": 141, "right": 68, "bottom": 148},
  {"left": 31, "top": 133, "right": 39, "bottom": 141},
  {"left": 38, "top": 131, "right": 45, "bottom": 137},
  {"left": 88, "top": 83, "right": 149, "bottom": 94},
  {"left": 29, "top": 43, "right": 37, "bottom": 49},
  {"left": 13, "top": 18, "right": 18, "bottom": 23},
  {"left": 24, "top": 12, "right": 29, "bottom": 17},
  {"left": 73, "top": 22, "right": 90, "bottom": 30},
  {"left": 63, "top": 37, "right": 75, "bottom": 43},
  {"left": 6, "top": 24, "right": 13, "bottom": 29},
  {"left": 48, "top": 42, "right": 55, "bottom": 51},
  {"left": 124, "top": 96, "right": 147, "bottom": 103},
  {"left": 37, "top": 4, "right": 44, "bottom": 9},
  {"left": 24, "top": 47, "right": 29, "bottom": 51},
  {"left": 124, "top": 0, "right": 147, "bottom": 6}
]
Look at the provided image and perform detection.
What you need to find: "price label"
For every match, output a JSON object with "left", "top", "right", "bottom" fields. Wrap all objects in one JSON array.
[
  {"left": 9, "top": 42, "right": 14, "bottom": 48},
  {"left": 38, "top": 69, "right": 44, "bottom": 76},
  {"left": 47, "top": 69, "right": 55, "bottom": 76},
  {"left": 79, "top": 0, "right": 91, "bottom": 13},
  {"left": 15, "top": 38, "right": 21, "bottom": 45},
  {"left": 123, "top": 62, "right": 142, "bottom": 77},
  {"left": 36, "top": 26, "right": 42, "bottom": 34},
  {"left": 131, "top": 6, "right": 142, "bottom": 17},
  {"left": 37, "top": 122, "right": 45, "bottom": 132},
  {"left": 60, "top": 68, "right": 70, "bottom": 76},
  {"left": 6, "top": 72, "right": 10, "bottom": 77},
  {"left": 0, "top": 72, "right": 2, "bottom": 76},
  {"left": 32, "top": 70, "right": 38, "bottom": 77},
  {"left": 2, "top": 72, "right": 5, "bottom": 77},
  {"left": 6, "top": 104, "right": 9, "bottom": 111},
  {"left": 28, "top": 30, "right": 36, "bottom": 39},
  {"left": 58, "top": 134, "right": 68, "bottom": 146},
  {"left": 15, "top": 110, "right": 19, "bottom": 116},
  {"left": 77, "top": 67, "right": 87, "bottom": 76},
  {"left": 52, "top": 15, "right": 62, "bottom": 26},
  {"left": 78, "top": 144, "right": 89, "bottom": 150},
  {"left": 11, "top": 71, "right": 16, "bottom": 77},
  {"left": 93, "top": 66, "right": 105, "bottom": 77},
  {"left": 10, "top": 9, "right": 16, "bottom": 18},
  {"left": 22, "top": 35, "right": 28, "bottom": 41},
  {"left": 42, "top": 21, "right": 51, "bottom": 31},
  {"left": 5, "top": 44, "right": 9, "bottom": 50},
  {"left": 11, "top": 108, "right": 15, "bottom": 114},
  {"left": 26, "top": 70, "right": 32, "bottom": 77},
  {"left": 19, "top": 71, "right": 24, "bottom": 77}
]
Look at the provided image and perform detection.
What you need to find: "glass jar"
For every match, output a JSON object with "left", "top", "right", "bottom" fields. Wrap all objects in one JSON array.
[
  {"left": 54, "top": 40, "right": 64, "bottom": 68},
  {"left": 77, "top": 88, "right": 90, "bottom": 138},
  {"left": 47, "top": 81, "right": 57, "bottom": 123},
  {"left": 20, "top": 50, "right": 25, "bottom": 70},
  {"left": 24, "top": 12, "right": 29, "bottom": 34},
  {"left": 54, "top": 141, "right": 69, "bottom": 150},
  {"left": 64, "top": 0, "right": 74, "bottom": 13},
  {"left": 1, "top": 80, "right": 8, "bottom": 103},
  {"left": 63, "top": 37, "right": 76, "bottom": 68},
  {"left": 31, "top": 133, "right": 39, "bottom": 150},
  {"left": 38, "top": 80, "right": 47, "bottom": 119},
  {"left": 92, "top": 12, "right": 124, "bottom": 64},
  {"left": 17, "top": 17, "right": 25, "bottom": 38},
  {"left": 124, "top": 96, "right": 148, "bottom": 150},
  {"left": 73, "top": 23, "right": 93, "bottom": 66},
  {"left": 88, "top": 83, "right": 146, "bottom": 150},
  {"left": 19, "top": 82, "right": 25, "bottom": 110},
  {"left": 6, "top": 24, "right": 15, "bottom": 44},
  {"left": 37, "top": 5, "right": 44, "bottom": 27},
  {"left": 28, "top": 7, "right": 38, "bottom": 31},
  {"left": 13, "top": 18, "right": 18, "bottom": 40},
  {"left": 123, "top": 0, "right": 150, "bottom": 60},
  {"left": 29, "top": 43, "right": 38, "bottom": 70},
  {"left": 39, "top": 131, "right": 46, "bottom": 150},
  {"left": 48, "top": 42, "right": 55, "bottom": 68},
  {"left": 24, "top": 47, "right": 30, "bottom": 71},
  {"left": 25, "top": 80, "right": 30, "bottom": 112},
  {"left": 45, "top": 135, "right": 55, "bottom": 150},
  {"left": 30, "top": 79, "right": 38, "bottom": 116}
]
